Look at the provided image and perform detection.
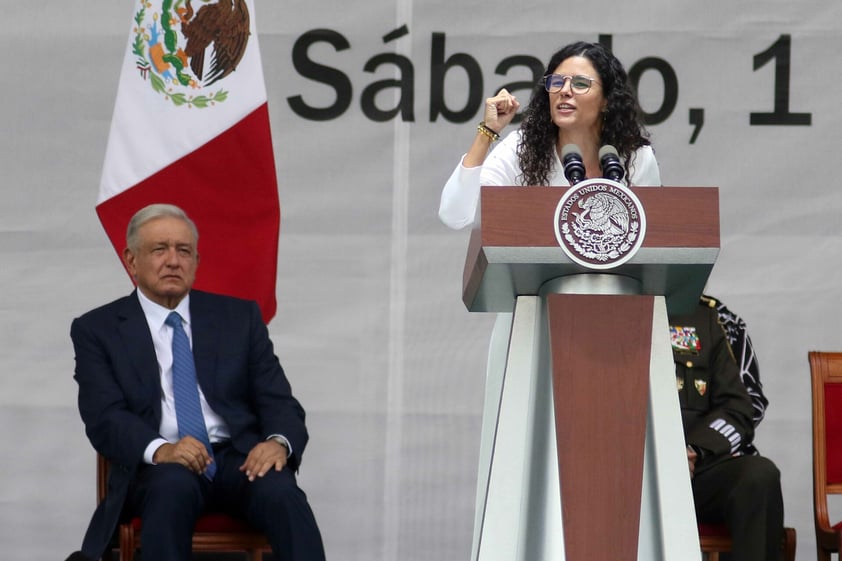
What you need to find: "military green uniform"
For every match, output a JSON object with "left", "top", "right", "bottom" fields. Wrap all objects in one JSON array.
[{"left": 669, "top": 295, "right": 783, "bottom": 561}]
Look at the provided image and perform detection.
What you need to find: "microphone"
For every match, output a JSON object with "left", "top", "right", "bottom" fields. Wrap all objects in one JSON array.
[
  {"left": 598, "top": 145, "right": 625, "bottom": 182},
  {"left": 561, "top": 144, "right": 585, "bottom": 185}
]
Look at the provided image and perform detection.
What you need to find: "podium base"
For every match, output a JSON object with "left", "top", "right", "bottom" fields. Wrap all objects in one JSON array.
[{"left": 472, "top": 292, "right": 701, "bottom": 561}]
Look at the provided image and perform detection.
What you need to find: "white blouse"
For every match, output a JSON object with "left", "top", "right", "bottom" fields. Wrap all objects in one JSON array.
[{"left": 438, "top": 129, "right": 661, "bottom": 230}]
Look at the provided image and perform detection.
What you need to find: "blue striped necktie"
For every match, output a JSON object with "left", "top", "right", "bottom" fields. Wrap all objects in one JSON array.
[{"left": 165, "top": 311, "right": 216, "bottom": 480}]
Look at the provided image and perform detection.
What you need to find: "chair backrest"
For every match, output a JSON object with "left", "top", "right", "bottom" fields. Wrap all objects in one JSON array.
[{"left": 809, "top": 351, "right": 842, "bottom": 534}]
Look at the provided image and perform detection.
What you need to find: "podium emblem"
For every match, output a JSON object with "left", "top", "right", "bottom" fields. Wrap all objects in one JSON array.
[{"left": 553, "top": 178, "right": 646, "bottom": 269}]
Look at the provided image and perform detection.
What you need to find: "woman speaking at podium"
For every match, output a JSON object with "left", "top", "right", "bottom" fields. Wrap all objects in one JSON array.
[
  {"left": 437, "top": 40, "right": 662, "bottom": 560},
  {"left": 438, "top": 40, "right": 661, "bottom": 229}
]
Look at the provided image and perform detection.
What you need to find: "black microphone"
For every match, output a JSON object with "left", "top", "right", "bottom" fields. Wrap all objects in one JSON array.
[
  {"left": 561, "top": 144, "right": 585, "bottom": 185},
  {"left": 598, "top": 145, "right": 625, "bottom": 182}
]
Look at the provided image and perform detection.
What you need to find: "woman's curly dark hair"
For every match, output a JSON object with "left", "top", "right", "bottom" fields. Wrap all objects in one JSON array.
[{"left": 517, "top": 41, "right": 650, "bottom": 186}]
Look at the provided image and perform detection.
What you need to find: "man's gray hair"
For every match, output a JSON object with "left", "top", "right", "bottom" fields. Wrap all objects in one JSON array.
[{"left": 126, "top": 203, "right": 199, "bottom": 252}]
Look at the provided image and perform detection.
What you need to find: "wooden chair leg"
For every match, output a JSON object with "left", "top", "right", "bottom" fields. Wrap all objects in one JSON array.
[
  {"left": 816, "top": 546, "right": 831, "bottom": 561},
  {"left": 119, "top": 525, "right": 135, "bottom": 561},
  {"left": 781, "top": 526, "right": 796, "bottom": 561}
]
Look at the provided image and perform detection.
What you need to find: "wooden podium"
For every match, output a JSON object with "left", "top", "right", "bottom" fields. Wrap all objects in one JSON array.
[{"left": 462, "top": 185, "right": 719, "bottom": 561}]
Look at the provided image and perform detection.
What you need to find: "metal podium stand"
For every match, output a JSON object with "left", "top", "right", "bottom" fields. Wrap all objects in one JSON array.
[{"left": 462, "top": 185, "right": 719, "bottom": 561}]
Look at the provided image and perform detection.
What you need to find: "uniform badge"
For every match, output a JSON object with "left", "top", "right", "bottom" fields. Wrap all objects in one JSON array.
[
  {"left": 694, "top": 379, "right": 707, "bottom": 396},
  {"left": 676, "top": 377, "right": 684, "bottom": 391},
  {"left": 670, "top": 325, "right": 701, "bottom": 354}
]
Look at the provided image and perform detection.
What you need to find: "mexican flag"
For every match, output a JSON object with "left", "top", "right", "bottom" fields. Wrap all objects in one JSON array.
[{"left": 97, "top": 0, "right": 279, "bottom": 322}]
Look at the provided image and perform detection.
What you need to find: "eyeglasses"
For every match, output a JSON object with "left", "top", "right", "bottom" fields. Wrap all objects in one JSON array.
[{"left": 542, "top": 74, "right": 600, "bottom": 94}]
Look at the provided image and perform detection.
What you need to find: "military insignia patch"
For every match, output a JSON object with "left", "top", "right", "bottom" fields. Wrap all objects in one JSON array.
[
  {"left": 694, "top": 379, "right": 707, "bottom": 396},
  {"left": 670, "top": 325, "right": 701, "bottom": 353},
  {"left": 132, "top": 0, "right": 251, "bottom": 108}
]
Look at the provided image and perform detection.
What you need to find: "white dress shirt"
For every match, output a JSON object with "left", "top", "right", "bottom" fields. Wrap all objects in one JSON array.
[{"left": 137, "top": 290, "right": 230, "bottom": 463}]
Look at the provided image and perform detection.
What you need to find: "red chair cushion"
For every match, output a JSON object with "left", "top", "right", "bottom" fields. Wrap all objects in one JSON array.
[
  {"left": 698, "top": 523, "right": 730, "bottom": 538},
  {"left": 195, "top": 513, "right": 256, "bottom": 533},
  {"left": 127, "top": 513, "right": 257, "bottom": 533}
]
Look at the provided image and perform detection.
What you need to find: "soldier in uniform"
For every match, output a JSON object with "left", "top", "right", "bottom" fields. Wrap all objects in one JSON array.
[{"left": 669, "top": 294, "right": 784, "bottom": 561}]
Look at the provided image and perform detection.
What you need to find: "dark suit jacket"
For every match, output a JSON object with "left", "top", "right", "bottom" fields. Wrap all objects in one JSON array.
[{"left": 71, "top": 289, "right": 307, "bottom": 559}]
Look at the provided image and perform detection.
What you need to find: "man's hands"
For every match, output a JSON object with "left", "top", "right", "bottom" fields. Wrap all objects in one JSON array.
[
  {"left": 152, "top": 437, "right": 288, "bottom": 481},
  {"left": 239, "top": 439, "right": 288, "bottom": 482},
  {"left": 153, "top": 436, "right": 213, "bottom": 475}
]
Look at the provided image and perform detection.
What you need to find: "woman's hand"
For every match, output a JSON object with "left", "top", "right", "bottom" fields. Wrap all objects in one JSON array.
[
  {"left": 483, "top": 88, "right": 520, "bottom": 132},
  {"left": 463, "top": 89, "right": 522, "bottom": 168}
]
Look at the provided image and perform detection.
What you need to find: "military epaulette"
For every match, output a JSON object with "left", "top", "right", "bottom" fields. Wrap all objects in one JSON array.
[{"left": 700, "top": 294, "right": 718, "bottom": 308}]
